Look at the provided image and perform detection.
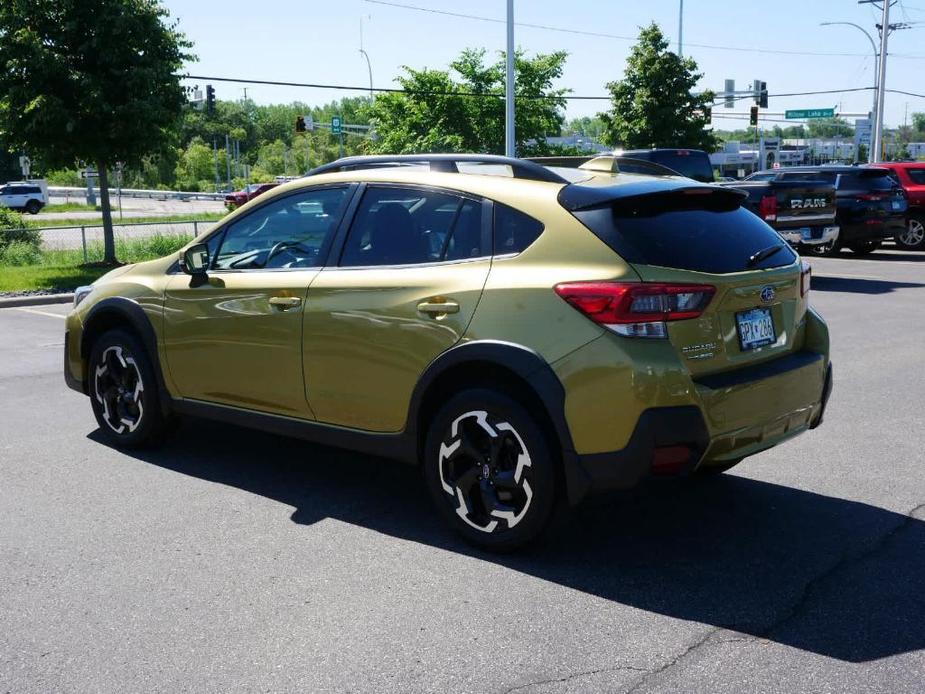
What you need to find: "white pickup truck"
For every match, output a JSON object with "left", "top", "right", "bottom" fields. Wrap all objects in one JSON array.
[{"left": 0, "top": 180, "right": 48, "bottom": 214}]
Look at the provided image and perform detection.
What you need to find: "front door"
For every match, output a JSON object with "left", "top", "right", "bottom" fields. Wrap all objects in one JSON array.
[
  {"left": 303, "top": 184, "right": 492, "bottom": 432},
  {"left": 163, "top": 185, "right": 353, "bottom": 418}
]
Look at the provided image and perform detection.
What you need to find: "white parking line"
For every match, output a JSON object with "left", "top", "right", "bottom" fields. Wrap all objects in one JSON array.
[{"left": 10, "top": 307, "right": 67, "bottom": 319}]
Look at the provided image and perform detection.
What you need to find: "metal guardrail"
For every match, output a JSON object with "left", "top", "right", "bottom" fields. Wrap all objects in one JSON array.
[
  {"left": 48, "top": 186, "right": 226, "bottom": 202},
  {"left": 21, "top": 219, "right": 215, "bottom": 263}
]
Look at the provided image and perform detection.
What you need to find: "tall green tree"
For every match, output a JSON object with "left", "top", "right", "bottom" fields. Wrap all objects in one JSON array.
[
  {"left": 806, "top": 117, "right": 853, "bottom": 139},
  {"left": 0, "top": 0, "right": 192, "bottom": 264},
  {"left": 368, "top": 48, "right": 568, "bottom": 155},
  {"left": 600, "top": 23, "right": 715, "bottom": 151}
]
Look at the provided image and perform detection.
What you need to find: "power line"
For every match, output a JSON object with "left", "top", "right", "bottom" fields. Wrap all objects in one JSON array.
[
  {"left": 184, "top": 75, "right": 917, "bottom": 105},
  {"left": 363, "top": 0, "right": 925, "bottom": 59}
]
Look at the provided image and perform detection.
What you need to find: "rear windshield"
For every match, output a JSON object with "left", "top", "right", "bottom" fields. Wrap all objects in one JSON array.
[
  {"left": 838, "top": 171, "right": 894, "bottom": 191},
  {"left": 645, "top": 151, "right": 714, "bottom": 182},
  {"left": 572, "top": 192, "right": 797, "bottom": 274}
]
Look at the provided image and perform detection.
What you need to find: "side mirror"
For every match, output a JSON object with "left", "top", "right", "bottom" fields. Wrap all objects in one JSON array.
[{"left": 181, "top": 243, "right": 210, "bottom": 275}]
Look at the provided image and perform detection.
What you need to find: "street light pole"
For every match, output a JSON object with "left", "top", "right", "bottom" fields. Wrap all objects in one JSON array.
[
  {"left": 819, "top": 22, "right": 878, "bottom": 162},
  {"left": 359, "top": 49, "right": 373, "bottom": 99},
  {"left": 871, "top": 0, "right": 890, "bottom": 163},
  {"left": 505, "top": 0, "right": 515, "bottom": 158}
]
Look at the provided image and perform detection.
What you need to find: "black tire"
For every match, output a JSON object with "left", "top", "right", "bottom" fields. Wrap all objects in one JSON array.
[
  {"left": 807, "top": 238, "right": 841, "bottom": 257},
  {"left": 895, "top": 215, "right": 925, "bottom": 250},
  {"left": 25, "top": 199, "right": 41, "bottom": 215},
  {"left": 423, "top": 389, "right": 557, "bottom": 552},
  {"left": 88, "top": 329, "right": 167, "bottom": 449},
  {"left": 848, "top": 240, "right": 882, "bottom": 256},
  {"left": 695, "top": 458, "right": 744, "bottom": 476}
]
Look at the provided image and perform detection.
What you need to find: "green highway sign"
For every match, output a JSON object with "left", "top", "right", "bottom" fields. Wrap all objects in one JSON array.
[
  {"left": 331, "top": 116, "right": 342, "bottom": 135},
  {"left": 785, "top": 108, "right": 836, "bottom": 120}
]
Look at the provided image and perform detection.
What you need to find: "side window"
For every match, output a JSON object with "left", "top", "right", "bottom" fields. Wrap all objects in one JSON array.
[
  {"left": 746, "top": 173, "right": 775, "bottom": 182},
  {"left": 494, "top": 203, "right": 544, "bottom": 255},
  {"left": 213, "top": 186, "right": 349, "bottom": 270},
  {"left": 340, "top": 187, "right": 485, "bottom": 267}
]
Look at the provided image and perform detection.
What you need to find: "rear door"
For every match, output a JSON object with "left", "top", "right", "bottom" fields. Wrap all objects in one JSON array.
[
  {"left": 838, "top": 169, "right": 906, "bottom": 223},
  {"left": 302, "top": 184, "right": 492, "bottom": 432},
  {"left": 569, "top": 187, "right": 805, "bottom": 378}
]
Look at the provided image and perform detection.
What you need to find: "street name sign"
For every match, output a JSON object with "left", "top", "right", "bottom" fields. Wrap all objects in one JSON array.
[{"left": 785, "top": 108, "right": 836, "bottom": 120}]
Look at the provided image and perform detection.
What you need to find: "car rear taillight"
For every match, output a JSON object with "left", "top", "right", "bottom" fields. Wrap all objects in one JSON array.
[
  {"left": 800, "top": 261, "right": 811, "bottom": 298},
  {"left": 758, "top": 194, "right": 778, "bottom": 221},
  {"left": 553, "top": 282, "right": 715, "bottom": 339},
  {"left": 857, "top": 193, "right": 886, "bottom": 202}
]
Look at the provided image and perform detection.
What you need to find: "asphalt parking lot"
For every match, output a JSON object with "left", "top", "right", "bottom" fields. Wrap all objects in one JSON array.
[{"left": 1, "top": 250, "right": 923, "bottom": 693}]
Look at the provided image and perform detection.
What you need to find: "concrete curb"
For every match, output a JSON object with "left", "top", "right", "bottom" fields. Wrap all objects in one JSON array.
[{"left": 0, "top": 293, "right": 74, "bottom": 308}]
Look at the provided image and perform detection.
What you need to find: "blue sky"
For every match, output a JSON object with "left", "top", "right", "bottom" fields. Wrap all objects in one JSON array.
[{"left": 167, "top": 0, "right": 925, "bottom": 129}]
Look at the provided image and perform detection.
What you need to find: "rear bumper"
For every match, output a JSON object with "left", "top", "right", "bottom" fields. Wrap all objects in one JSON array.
[
  {"left": 778, "top": 225, "right": 839, "bottom": 247},
  {"left": 569, "top": 352, "right": 831, "bottom": 499},
  {"left": 839, "top": 219, "right": 905, "bottom": 243}
]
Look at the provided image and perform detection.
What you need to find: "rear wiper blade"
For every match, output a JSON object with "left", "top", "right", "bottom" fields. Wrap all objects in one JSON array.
[{"left": 747, "top": 243, "right": 784, "bottom": 267}]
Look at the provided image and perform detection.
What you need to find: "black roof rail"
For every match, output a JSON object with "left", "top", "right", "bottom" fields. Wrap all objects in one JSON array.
[{"left": 305, "top": 153, "right": 569, "bottom": 184}]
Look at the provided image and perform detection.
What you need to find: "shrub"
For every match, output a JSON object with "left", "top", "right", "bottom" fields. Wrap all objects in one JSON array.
[
  {"left": 0, "top": 208, "right": 40, "bottom": 252},
  {"left": 1, "top": 241, "right": 43, "bottom": 266}
]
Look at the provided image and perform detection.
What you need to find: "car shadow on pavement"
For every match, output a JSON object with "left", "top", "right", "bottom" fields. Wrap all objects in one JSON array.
[
  {"left": 92, "top": 419, "right": 925, "bottom": 665},
  {"left": 811, "top": 275, "right": 925, "bottom": 294}
]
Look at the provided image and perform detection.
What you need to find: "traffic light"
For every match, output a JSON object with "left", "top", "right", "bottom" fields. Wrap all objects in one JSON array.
[
  {"left": 295, "top": 116, "right": 306, "bottom": 133},
  {"left": 758, "top": 81, "right": 768, "bottom": 108},
  {"left": 750, "top": 106, "right": 759, "bottom": 127},
  {"left": 205, "top": 84, "right": 215, "bottom": 115},
  {"left": 704, "top": 106, "right": 712, "bottom": 124}
]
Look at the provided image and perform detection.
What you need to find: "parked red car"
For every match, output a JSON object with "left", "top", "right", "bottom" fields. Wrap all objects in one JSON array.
[
  {"left": 876, "top": 162, "right": 925, "bottom": 250},
  {"left": 224, "top": 183, "right": 278, "bottom": 210}
]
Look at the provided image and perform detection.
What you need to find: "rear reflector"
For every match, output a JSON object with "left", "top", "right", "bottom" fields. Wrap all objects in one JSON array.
[
  {"left": 800, "top": 260, "right": 811, "bottom": 298},
  {"left": 652, "top": 445, "right": 693, "bottom": 475},
  {"left": 554, "top": 282, "right": 715, "bottom": 338}
]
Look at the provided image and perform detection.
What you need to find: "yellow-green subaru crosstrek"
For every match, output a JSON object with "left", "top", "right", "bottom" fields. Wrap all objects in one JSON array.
[{"left": 65, "top": 154, "right": 832, "bottom": 551}]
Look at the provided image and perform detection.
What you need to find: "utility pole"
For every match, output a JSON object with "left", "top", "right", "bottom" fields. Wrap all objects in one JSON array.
[
  {"left": 505, "top": 0, "right": 515, "bottom": 158},
  {"left": 870, "top": 0, "right": 890, "bottom": 163},
  {"left": 225, "top": 134, "right": 232, "bottom": 186},
  {"left": 678, "top": 0, "right": 684, "bottom": 57}
]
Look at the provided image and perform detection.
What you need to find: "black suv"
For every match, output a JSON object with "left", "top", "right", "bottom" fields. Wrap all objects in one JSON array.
[
  {"left": 616, "top": 149, "right": 715, "bottom": 183},
  {"left": 749, "top": 166, "right": 906, "bottom": 255}
]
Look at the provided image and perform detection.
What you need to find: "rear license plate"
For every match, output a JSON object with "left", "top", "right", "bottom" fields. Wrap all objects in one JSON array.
[
  {"left": 892, "top": 200, "right": 903, "bottom": 210},
  {"left": 736, "top": 307, "right": 776, "bottom": 351},
  {"left": 798, "top": 227, "right": 823, "bottom": 241}
]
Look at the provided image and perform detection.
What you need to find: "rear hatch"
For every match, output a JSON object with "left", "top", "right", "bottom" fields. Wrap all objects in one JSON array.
[
  {"left": 559, "top": 178, "right": 807, "bottom": 378},
  {"left": 839, "top": 169, "right": 907, "bottom": 221}
]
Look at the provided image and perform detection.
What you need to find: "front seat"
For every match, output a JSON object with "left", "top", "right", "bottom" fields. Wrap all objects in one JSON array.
[{"left": 368, "top": 203, "right": 421, "bottom": 265}]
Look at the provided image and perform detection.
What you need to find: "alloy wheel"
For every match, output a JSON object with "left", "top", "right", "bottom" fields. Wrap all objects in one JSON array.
[
  {"left": 94, "top": 345, "right": 145, "bottom": 434},
  {"left": 899, "top": 218, "right": 925, "bottom": 249},
  {"left": 437, "top": 410, "right": 534, "bottom": 534}
]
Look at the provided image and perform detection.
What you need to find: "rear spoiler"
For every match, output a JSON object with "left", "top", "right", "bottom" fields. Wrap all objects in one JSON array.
[{"left": 558, "top": 179, "right": 747, "bottom": 212}]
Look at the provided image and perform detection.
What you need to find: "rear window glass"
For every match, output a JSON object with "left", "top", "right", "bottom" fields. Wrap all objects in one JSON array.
[
  {"left": 906, "top": 169, "right": 925, "bottom": 185},
  {"left": 838, "top": 172, "right": 894, "bottom": 191},
  {"left": 494, "top": 204, "right": 543, "bottom": 255},
  {"left": 646, "top": 151, "right": 714, "bottom": 182},
  {"left": 571, "top": 193, "right": 797, "bottom": 274}
]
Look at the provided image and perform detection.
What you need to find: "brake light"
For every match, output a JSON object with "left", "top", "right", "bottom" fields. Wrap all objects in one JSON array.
[
  {"left": 554, "top": 282, "right": 715, "bottom": 339},
  {"left": 800, "top": 260, "right": 811, "bottom": 298},
  {"left": 758, "top": 194, "right": 778, "bottom": 221}
]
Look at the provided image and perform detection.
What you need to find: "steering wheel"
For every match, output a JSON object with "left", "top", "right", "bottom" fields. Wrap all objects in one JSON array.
[{"left": 265, "top": 240, "right": 316, "bottom": 265}]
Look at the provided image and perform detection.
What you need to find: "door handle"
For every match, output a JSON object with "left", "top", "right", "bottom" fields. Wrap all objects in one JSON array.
[
  {"left": 269, "top": 296, "right": 302, "bottom": 309},
  {"left": 417, "top": 300, "right": 460, "bottom": 315}
]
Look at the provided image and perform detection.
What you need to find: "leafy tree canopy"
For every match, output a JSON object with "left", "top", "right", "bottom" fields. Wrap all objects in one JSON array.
[
  {"left": 367, "top": 48, "right": 569, "bottom": 155},
  {"left": 0, "top": 0, "right": 193, "bottom": 262},
  {"left": 599, "top": 23, "right": 716, "bottom": 151}
]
